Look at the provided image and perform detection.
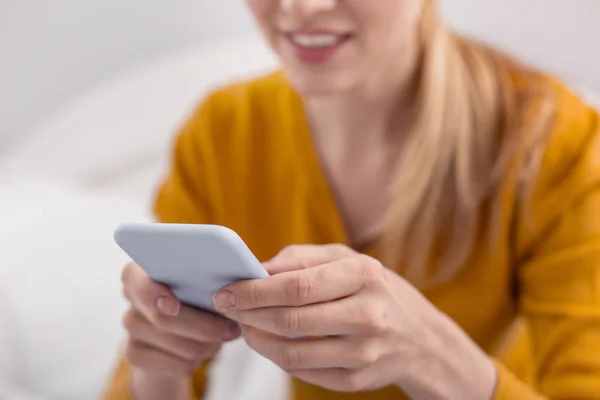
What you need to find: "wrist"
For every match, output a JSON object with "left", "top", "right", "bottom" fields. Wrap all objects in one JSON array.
[
  {"left": 395, "top": 312, "right": 498, "bottom": 400},
  {"left": 131, "top": 369, "right": 190, "bottom": 400}
]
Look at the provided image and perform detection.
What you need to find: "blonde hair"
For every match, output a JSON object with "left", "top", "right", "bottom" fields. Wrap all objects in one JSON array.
[{"left": 381, "top": 0, "right": 555, "bottom": 285}]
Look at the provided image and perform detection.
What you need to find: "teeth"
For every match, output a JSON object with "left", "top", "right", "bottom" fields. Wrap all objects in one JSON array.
[{"left": 291, "top": 34, "right": 341, "bottom": 48}]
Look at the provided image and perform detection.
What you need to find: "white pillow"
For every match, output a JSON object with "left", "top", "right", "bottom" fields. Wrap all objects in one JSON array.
[{"left": 1, "top": 36, "right": 278, "bottom": 207}]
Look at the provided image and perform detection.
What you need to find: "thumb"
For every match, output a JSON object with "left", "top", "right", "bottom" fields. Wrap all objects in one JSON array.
[
  {"left": 263, "top": 244, "right": 355, "bottom": 275},
  {"left": 122, "top": 262, "right": 181, "bottom": 317}
]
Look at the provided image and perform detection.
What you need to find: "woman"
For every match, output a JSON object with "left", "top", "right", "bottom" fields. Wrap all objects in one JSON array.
[{"left": 104, "top": 0, "right": 600, "bottom": 399}]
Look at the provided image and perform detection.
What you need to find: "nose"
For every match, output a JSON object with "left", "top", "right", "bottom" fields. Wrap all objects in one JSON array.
[{"left": 280, "top": 0, "right": 337, "bottom": 19}]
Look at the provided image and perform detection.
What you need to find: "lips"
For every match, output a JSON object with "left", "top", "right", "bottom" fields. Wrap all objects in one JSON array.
[
  {"left": 290, "top": 32, "right": 348, "bottom": 47},
  {"left": 284, "top": 31, "right": 353, "bottom": 64}
]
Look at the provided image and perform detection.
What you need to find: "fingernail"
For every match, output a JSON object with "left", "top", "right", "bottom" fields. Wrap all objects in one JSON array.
[
  {"left": 157, "top": 297, "right": 180, "bottom": 316},
  {"left": 213, "top": 290, "right": 236, "bottom": 309},
  {"left": 224, "top": 324, "right": 241, "bottom": 341}
]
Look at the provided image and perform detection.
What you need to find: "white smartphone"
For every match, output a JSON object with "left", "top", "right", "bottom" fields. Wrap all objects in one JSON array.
[{"left": 114, "top": 223, "right": 269, "bottom": 313}]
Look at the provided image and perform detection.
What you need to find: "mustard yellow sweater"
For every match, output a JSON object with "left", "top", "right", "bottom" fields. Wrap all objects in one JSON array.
[{"left": 104, "top": 71, "right": 600, "bottom": 399}]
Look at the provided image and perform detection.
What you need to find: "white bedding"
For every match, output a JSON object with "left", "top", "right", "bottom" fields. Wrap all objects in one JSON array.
[{"left": 0, "top": 178, "right": 141, "bottom": 399}]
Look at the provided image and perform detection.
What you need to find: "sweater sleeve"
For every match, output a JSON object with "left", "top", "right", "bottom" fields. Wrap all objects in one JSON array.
[
  {"left": 494, "top": 92, "right": 600, "bottom": 399},
  {"left": 102, "top": 95, "right": 222, "bottom": 399}
]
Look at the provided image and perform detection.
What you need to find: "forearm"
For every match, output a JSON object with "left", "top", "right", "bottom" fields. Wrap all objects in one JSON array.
[{"left": 132, "top": 369, "right": 190, "bottom": 400}]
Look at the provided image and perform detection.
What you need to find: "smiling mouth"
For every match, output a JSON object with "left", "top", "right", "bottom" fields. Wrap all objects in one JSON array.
[
  {"left": 282, "top": 31, "right": 354, "bottom": 64},
  {"left": 288, "top": 32, "right": 352, "bottom": 48}
]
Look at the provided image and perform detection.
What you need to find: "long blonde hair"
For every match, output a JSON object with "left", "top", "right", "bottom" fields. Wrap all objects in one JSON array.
[{"left": 381, "top": 0, "right": 555, "bottom": 285}]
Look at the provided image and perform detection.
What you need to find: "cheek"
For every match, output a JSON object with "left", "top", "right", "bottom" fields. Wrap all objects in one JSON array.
[
  {"left": 246, "top": 0, "right": 283, "bottom": 47},
  {"left": 352, "top": 0, "right": 423, "bottom": 21},
  {"left": 353, "top": 0, "right": 422, "bottom": 54},
  {"left": 246, "top": 0, "right": 277, "bottom": 25}
]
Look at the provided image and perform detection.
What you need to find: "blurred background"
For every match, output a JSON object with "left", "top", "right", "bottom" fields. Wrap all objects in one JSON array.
[{"left": 0, "top": 1, "right": 599, "bottom": 399}]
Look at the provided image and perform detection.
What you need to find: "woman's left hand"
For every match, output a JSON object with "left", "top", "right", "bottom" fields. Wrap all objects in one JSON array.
[{"left": 212, "top": 244, "right": 497, "bottom": 399}]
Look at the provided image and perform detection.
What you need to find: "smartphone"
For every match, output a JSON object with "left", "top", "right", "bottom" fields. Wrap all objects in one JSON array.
[{"left": 114, "top": 223, "right": 269, "bottom": 313}]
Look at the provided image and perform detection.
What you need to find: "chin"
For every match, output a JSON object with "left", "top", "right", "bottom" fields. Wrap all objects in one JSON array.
[{"left": 284, "top": 68, "right": 357, "bottom": 97}]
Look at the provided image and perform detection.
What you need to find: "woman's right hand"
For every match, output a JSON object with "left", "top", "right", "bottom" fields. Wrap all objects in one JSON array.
[{"left": 121, "top": 262, "right": 241, "bottom": 380}]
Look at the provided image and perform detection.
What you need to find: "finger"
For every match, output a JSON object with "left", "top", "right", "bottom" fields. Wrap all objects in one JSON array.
[
  {"left": 242, "top": 325, "right": 383, "bottom": 370},
  {"left": 122, "top": 262, "right": 181, "bottom": 317},
  {"left": 126, "top": 338, "right": 195, "bottom": 376},
  {"left": 220, "top": 295, "right": 377, "bottom": 337},
  {"left": 264, "top": 244, "right": 356, "bottom": 274},
  {"left": 217, "top": 255, "right": 379, "bottom": 310},
  {"left": 123, "top": 309, "right": 223, "bottom": 361},
  {"left": 148, "top": 305, "right": 241, "bottom": 343}
]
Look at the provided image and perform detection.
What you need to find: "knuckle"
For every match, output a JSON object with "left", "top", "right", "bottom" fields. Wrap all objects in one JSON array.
[
  {"left": 286, "top": 274, "right": 317, "bottom": 303},
  {"left": 325, "top": 243, "right": 353, "bottom": 256},
  {"left": 122, "top": 309, "right": 139, "bottom": 333},
  {"left": 354, "top": 340, "right": 381, "bottom": 367},
  {"left": 359, "top": 301, "right": 388, "bottom": 333},
  {"left": 276, "top": 345, "right": 303, "bottom": 370},
  {"left": 313, "top": 266, "right": 331, "bottom": 287},
  {"left": 279, "top": 245, "right": 302, "bottom": 259},
  {"left": 274, "top": 308, "right": 301, "bottom": 335},
  {"left": 248, "top": 281, "right": 262, "bottom": 308},
  {"left": 355, "top": 255, "right": 384, "bottom": 284}
]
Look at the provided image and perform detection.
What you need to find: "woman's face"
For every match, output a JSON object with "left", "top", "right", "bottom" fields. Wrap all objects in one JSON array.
[{"left": 246, "top": 0, "right": 424, "bottom": 96}]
